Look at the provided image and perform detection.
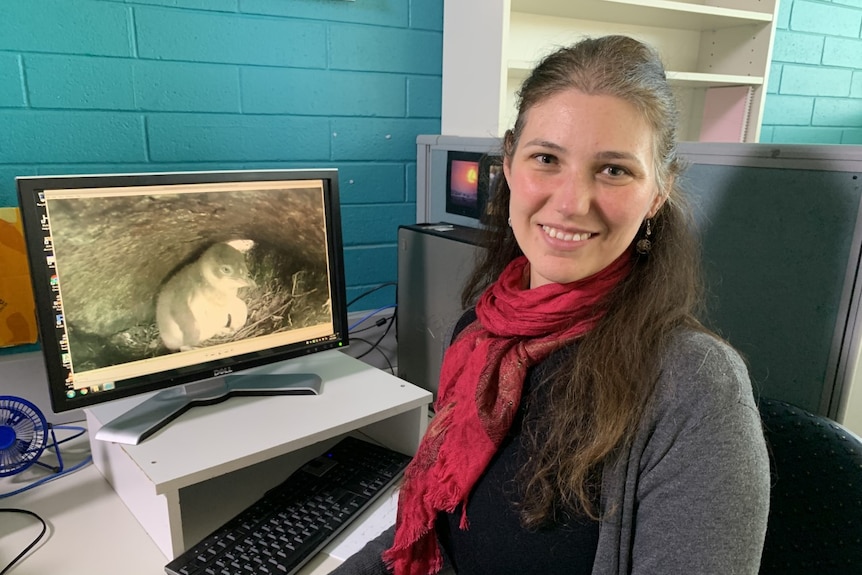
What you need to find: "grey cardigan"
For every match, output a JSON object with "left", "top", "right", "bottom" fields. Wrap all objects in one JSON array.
[{"left": 331, "top": 329, "right": 771, "bottom": 575}]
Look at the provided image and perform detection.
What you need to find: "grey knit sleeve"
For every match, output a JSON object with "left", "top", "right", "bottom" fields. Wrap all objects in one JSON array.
[
  {"left": 327, "top": 524, "right": 395, "bottom": 575},
  {"left": 622, "top": 331, "right": 770, "bottom": 574}
]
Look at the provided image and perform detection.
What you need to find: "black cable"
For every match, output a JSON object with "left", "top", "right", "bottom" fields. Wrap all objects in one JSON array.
[
  {"left": 355, "top": 308, "right": 396, "bottom": 364},
  {"left": 0, "top": 508, "right": 48, "bottom": 575},
  {"left": 350, "top": 335, "right": 395, "bottom": 374},
  {"left": 346, "top": 282, "right": 397, "bottom": 309},
  {"left": 349, "top": 315, "right": 391, "bottom": 335}
]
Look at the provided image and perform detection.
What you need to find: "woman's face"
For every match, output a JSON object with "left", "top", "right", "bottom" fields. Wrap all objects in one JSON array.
[{"left": 504, "top": 89, "right": 666, "bottom": 289}]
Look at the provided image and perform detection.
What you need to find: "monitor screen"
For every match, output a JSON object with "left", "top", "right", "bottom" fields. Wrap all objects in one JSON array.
[
  {"left": 16, "top": 169, "right": 349, "bottom": 444},
  {"left": 444, "top": 150, "right": 502, "bottom": 223}
]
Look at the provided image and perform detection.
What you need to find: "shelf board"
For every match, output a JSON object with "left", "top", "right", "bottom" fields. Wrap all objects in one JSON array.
[
  {"left": 509, "top": 64, "right": 763, "bottom": 89},
  {"left": 666, "top": 71, "right": 764, "bottom": 87},
  {"left": 510, "top": 0, "right": 773, "bottom": 30}
]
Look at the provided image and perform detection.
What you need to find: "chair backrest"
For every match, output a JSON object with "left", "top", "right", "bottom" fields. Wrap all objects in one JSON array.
[{"left": 758, "top": 398, "right": 862, "bottom": 575}]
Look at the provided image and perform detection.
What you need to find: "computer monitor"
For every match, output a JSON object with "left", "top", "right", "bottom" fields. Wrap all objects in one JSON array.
[{"left": 16, "top": 169, "right": 349, "bottom": 445}]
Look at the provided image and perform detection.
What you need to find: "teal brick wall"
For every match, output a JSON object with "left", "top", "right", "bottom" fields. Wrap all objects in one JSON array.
[
  {"left": 762, "top": 0, "right": 862, "bottom": 143},
  {"left": 0, "top": 0, "right": 442, "bottom": 319}
]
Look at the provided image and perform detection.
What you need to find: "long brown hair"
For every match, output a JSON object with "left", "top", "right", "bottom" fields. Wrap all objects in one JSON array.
[{"left": 461, "top": 36, "right": 706, "bottom": 524}]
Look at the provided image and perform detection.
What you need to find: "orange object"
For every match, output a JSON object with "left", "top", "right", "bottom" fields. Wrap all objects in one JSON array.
[{"left": 0, "top": 207, "right": 38, "bottom": 347}]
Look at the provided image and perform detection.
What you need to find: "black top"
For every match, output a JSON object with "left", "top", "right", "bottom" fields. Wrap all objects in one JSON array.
[{"left": 435, "top": 311, "right": 600, "bottom": 574}]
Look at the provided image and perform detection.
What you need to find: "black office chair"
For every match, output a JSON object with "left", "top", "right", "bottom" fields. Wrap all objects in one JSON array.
[{"left": 758, "top": 398, "right": 862, "bottom": 575}]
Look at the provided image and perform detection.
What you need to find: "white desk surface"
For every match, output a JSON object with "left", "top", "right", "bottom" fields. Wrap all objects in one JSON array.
[
  {"left": 86, "top": 349, "right": 429, "bottom": 493},
  {"left": 0, "top": 424, "right": 392, "bottom": 575}
]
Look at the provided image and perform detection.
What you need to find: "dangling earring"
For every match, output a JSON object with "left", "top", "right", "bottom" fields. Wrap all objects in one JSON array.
[
  {"left": 636, "top": 219, "right": 653, "bottom": 254},
  {"left": 507, "top": 217, "right": 512, "bottom": 227}
]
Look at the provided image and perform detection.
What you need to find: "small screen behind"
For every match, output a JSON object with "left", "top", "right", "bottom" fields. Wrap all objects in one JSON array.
[{"left": 444, "top": 151, "right": 502, "bottom": 222}]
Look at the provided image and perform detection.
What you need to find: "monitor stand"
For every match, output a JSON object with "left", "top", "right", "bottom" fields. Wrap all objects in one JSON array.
[{"left": 93, "top": 373, "right": 322, "bottom": 446}]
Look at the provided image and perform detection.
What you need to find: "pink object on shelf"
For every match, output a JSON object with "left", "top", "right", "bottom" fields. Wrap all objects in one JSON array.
[{"left": 699, "top": 86, "right": 753, "bottom": 142}]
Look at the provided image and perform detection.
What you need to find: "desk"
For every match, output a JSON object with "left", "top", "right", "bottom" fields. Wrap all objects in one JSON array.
[
  {"left": 0, "top": 437, "right": 385, "bottom": 574},
  {"left": 1, "top": 350, "right": 432, "bottom": 574}
]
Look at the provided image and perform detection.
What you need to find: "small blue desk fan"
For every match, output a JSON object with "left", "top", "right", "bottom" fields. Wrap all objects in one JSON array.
[{"left": 0, "top": 395, "right": 65, "bottom": 477}]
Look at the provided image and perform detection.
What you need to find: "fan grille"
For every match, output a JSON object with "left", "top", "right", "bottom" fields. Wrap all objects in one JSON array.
[{"left": 0, "top": 396, "right": 48, "bottom": 476}]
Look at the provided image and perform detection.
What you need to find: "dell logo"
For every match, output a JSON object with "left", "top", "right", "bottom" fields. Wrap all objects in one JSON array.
[{"left": 213, "top": 367, "right": 234, "bottom": 377}]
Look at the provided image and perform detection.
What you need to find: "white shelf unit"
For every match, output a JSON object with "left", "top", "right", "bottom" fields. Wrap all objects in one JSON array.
[
  {"left": 85, "top": 349, "right": 432, "bottom": 560},
  {"left": 442, "top": 0, "right": 779, "bottom": 142}
]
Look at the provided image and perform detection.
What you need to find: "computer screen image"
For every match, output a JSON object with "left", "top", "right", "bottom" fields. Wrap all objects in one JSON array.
[
  {"left": 16, "top": 169, "right": 349, "bottom": 444},
  {"left": 444, "top": 151, "right": 502, "bottom": 222}
]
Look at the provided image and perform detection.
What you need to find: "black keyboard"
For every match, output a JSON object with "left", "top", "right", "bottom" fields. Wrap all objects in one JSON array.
[{"left": 165, "top": 436, "right": 412, "bottom": 575}]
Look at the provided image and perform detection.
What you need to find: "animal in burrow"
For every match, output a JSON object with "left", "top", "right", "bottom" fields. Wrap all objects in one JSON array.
[{"left": 156, "top": 241, "right": 256, "bottom": 351}]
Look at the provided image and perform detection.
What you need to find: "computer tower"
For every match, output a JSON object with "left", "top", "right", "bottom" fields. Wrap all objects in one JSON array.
[{"left": 397, "top": 223, "right": 484, "bottom": 399}]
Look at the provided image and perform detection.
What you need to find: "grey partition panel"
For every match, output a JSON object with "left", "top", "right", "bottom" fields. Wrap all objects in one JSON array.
[{"left": 680, "top": 144, "right": 862, "bottom": 416}]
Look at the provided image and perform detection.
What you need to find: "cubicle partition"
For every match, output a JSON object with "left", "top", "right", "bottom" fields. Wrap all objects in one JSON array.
[{"left": 411, "top": 135, "right": 862, "bottom": 427}]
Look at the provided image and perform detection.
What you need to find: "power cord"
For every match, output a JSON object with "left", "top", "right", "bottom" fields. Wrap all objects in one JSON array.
[
  {"left": 346, "top": 281, "right": 396, "bottom": 309},
  {"left": 0, "top": 508, "right": 47, "bottom": 575},
  {"left": 0, "top": 425, "right": 92, "bottom": 573},
  {"left": 354, "top": 308, "right": 397, "bottom": 364},
  {"left": 347, "top": 305, "right": 396, "bottom": 332},
  {"left": 350, "top": 336, "right": 395, "bottom": 374}
]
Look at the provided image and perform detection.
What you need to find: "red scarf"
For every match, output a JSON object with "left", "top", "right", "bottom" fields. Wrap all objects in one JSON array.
[{"left": 383, "top": 253, "right": 633, "bottom": 575}]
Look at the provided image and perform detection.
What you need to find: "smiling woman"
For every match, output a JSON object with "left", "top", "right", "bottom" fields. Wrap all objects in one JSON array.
[
  {"left": 503, "top": 88, "right": 664, "bottom": 288},
  {"left": 333, "top": 35, "right": 770, "bottom": 575}
]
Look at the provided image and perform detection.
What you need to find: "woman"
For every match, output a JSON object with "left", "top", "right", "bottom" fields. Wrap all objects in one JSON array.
[{"left": 334, "top": 35, "right": 770, "bottom": 575}]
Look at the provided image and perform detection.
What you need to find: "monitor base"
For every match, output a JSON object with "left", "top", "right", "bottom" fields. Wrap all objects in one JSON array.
[{"left": 93, "top": 373, "right": 322, "bottom": 445}]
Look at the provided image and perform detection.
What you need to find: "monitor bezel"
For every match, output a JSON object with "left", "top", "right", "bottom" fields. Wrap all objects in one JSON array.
[{"left": 16, "top": 168, "right": 349, "bottom": 415}]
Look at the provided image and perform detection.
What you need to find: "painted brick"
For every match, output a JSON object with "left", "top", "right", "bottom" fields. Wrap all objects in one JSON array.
[
  {"left": 770, "top": 125, "right": 844, "bottom": 143},
  {"left": 240, "top": 0, "right": 408, "bottom": 27},
  {"left": 823, "top": 37, "right": 862, "bottom": 69},
  {"left": 25, "top": 55, "right": 241, "bottom": 112},
  {"left": 771, "top": 30, "right": 823, "bottom": 64},
  {"left": 124, "top": 0, "right": 238, "bottom": 11},
  {"left": 0, "top": 111, "right": 146, "bottom": 163},
  {"left": 767, "top": 63, "right": 783, "bottom": 94},
  {"left": 780, "top": 65, "right": 852, "bottom": 96},
  {"left": 146, "top": 114, "right": 331, "bottom": 162},
  {"left": 0, "top": 55, "right": 24, "bottom": 107},
  {"left": 790, "top": 1, "right": 862, "bottom": 37},
  {"left": 853, "top": 71, "right": 862, "bottom": 97},
  {"left": 341, "top": 203, "right": 415, "bottom": 246},
  {"left": 776, "top": 0, "right": 792, "bottom": 29},
  {"left": 762, "top": 94, "right": 815, "bottom": 125},
  {"left": 406, "top": 162, "right": 416, "bottom": 203},
  {"left": 758, "top": 125, "right": 776, "bottom": 143},
  {"left": 242, "top": 68, "right": 405, "bottom": 117},
  {"left": 343, "top": 244, "right": 397, "bottom": 286},
  {"left": 410, "top": 0, "right": 444, "bottom": 31},
  {"left": 135, "top": 7, "right": 326, "bottom": 68},
  {"left": 332, "top": 118, "right": 440, "bottom": 161},
  {"left": 135, "top": 61, "right": 240, "bottom": 112},
  {"left": 25, "top": 55, "right": 135, "bottom": 110},
  {"left": 843, "top": 129, "right": 862, "bottom": 143},
  {"left": 813, "top": 98, "right": 862, "bottom": 126},
  {"left": 0, "top": 166, "right": 33, "bottom": 206},
  {"left": 831, "top": 0, "right": 862, "bottom": 9},
  {"left": 337, "top": 164, "right": 406, "bottom": 205},
  {"left": 0, "top": 0, "right": 131, "bottom": 56},
  {"left": 407, "top": 76, "right": 442, "bottom": 118},
  {"left": 330, "top": 24, "right": 442, "bottom": 75}
]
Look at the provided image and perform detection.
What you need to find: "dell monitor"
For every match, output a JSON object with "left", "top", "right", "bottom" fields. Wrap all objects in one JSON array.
[{"left": 16, "top": 169, "right": 349, "bottom": 445}]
